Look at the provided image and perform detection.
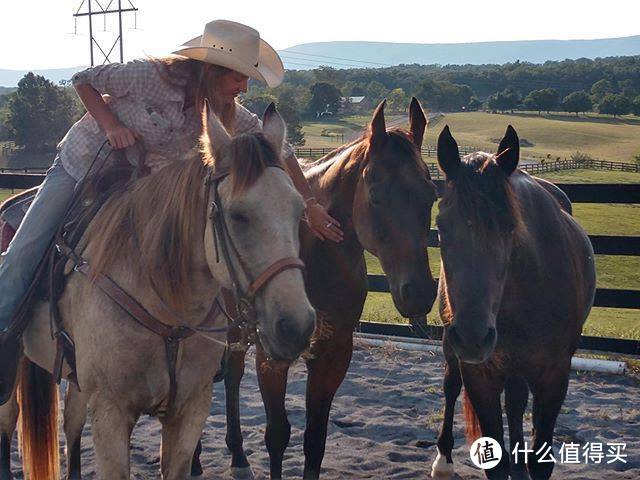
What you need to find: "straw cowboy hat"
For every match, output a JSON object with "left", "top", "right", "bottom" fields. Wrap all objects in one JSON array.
[{"left": 173, "top": 20, "right": 284, "bottom": 88}]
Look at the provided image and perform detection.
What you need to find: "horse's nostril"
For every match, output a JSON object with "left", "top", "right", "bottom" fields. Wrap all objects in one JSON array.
[
  {"left": 400, "top": 282, "right": 414, "bottom": 302},
  {"left": 483, "top": 327, "right": 497, "bottom": 350},
  {"left": 275, "top": 314, "right": 315, "bottom": 345},
  {"left": 275, "top": 316, "right": 295, "bottom": 340}
]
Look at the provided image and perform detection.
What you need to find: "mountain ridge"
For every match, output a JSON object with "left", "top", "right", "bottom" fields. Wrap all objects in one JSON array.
[{"left": 2, "top": 35, "right": 640, "bottom": 86}]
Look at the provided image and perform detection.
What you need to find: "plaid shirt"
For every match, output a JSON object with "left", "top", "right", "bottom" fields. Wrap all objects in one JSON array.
[{"left": 59, "top": 59, "right": 292, "bottom": 180}]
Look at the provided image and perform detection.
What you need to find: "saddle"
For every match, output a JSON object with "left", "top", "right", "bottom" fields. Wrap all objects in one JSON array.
[{"left": 0, "top": 154, "right": 139, "bottom": 385}]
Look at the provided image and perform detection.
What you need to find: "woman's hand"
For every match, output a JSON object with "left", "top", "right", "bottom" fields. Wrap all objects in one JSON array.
[
  {"left": 305, "top": 200, "right": 343, "bottom": 242},
  {"left": 105, "top": 123, "right": 137, "bottom": 150}
]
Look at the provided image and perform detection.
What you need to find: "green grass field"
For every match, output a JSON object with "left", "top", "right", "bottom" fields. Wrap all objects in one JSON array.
[
  {"left": 300, "top": 114, "right": 403, "bottom": 148},
  {"left": 303, "top": 111, "right": 640, "bottom": 163}
]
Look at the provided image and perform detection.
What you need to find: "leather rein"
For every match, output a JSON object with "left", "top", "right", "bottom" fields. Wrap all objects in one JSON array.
[
  {"left": 205, "top": 165, "right": 305, "bottom": 350},
  {"left": 54, "top": 163, "right": 304, "bottom": 412}
]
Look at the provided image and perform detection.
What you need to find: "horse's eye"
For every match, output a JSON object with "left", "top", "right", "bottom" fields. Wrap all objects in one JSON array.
[
  {"left": 369, "top": 188, "right": 388, "bottom": 208},
  {"left": 230, "top": 211, "right": 249, "bottom": 223}
]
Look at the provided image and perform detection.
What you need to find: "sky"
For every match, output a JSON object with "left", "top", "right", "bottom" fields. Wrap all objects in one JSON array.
[{"left": 1, "top": 0, "right": 639, "bottom": 69}]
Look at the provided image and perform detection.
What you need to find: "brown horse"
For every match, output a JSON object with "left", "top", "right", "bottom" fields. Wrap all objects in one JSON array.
[
  {"left": 430, "top": 125, "right": 596, "bottom": 480},
  {"left": 205, "top": 98, "right": 438, "bottom": 480}
]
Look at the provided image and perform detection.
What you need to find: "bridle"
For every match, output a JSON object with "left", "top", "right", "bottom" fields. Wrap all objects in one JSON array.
[{"left": 205, "top": 165, "right": 305, "bottom": 350}]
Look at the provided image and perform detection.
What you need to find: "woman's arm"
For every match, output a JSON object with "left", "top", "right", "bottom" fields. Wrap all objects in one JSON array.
[
  {"left": 283, "top": 153, "right": 344, "bottom": 243},
  {"left": 74, "top": 83, "right": 137, "bottom": 150}
]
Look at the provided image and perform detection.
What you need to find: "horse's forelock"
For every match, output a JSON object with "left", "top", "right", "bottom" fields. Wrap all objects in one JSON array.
[
  {"left": 227, "top": 133, "right": 283, "bottom": 198},
  {"left": 449, "top": 152, "right": 524, "bottom": 240}
]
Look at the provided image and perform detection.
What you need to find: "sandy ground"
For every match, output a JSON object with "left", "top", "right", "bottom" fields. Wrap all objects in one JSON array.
[{"left": 8, "top": 341, "right": 640, "bottom": 479}]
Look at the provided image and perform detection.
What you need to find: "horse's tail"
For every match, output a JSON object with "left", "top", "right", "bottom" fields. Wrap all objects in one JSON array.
[
  {"left": 463, "top": 389, "right": 481, "bottom": 445},
  {"left": 17, "top": 359, "right": 60, "bottom": 480}
]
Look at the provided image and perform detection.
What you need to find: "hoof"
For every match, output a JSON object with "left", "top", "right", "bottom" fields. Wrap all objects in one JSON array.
[
  {"left": 230, "top": 466, "right": 255, "bottom": 480},
  {"left": 431, "top": 451, "right": 454, "bottom": 479}
]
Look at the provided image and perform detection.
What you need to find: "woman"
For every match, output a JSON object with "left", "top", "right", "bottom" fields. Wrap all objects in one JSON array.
[{"left": 0, "top": 19, "right": 343, "bottom": 403}]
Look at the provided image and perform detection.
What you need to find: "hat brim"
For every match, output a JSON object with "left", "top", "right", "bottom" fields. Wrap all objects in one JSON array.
[{"left": 172, "top": 36, "right": 284, "bottom": 88}]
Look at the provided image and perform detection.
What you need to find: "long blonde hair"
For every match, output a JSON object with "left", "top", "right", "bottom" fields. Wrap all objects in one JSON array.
[{"left": 151, "top": 56, "right": 236, "bottom": 133}]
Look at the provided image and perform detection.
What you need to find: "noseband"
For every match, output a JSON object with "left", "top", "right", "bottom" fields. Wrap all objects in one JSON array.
[{"left": 206, "top": 166, "right": 305, "bottom": 348}]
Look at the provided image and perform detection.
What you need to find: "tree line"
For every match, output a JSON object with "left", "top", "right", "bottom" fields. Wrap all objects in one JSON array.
[{"left": 2, "top": 55, "right": 640, "bottom": 151}]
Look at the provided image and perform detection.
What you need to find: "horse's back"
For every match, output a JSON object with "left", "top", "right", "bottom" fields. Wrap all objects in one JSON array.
[{"left": 509, "top": 171, "right": 596, "bottom": 326}]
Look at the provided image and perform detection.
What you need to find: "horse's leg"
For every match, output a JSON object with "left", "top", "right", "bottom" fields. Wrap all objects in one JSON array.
[
  {"left": 89, "top": 399, "right": 136, "bottom": 480},
  {"left": 225, "top": 343, "right": 252, "bottom": 479},
  {"left": 64, "top": 383, "right": 88, "bottom": 480},
  {"left": 0, "top": 385, "right": 18, "bottom": 480},
  {"left": 460, "top": 363, "right": 510, "bottom": 480},
  {"left": 505, "top": 376, "right": 530, "bottom": 480},
  {"left": 527, "top": 366, "right": 569, "bottom": 480},
  {"left": 255, "top": 344, "right": 291, "bottom": 480},
  {"left": 302, "top": 328, "right": 353, "bottom": 480},
  {"left": 432, "top": 340, "right": 462, "bottom": 480},
  {"left": 160, "top": 386, "right": 212, "bottom": 480}
]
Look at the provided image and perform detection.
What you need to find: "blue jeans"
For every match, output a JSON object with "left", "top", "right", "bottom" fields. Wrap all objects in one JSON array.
[{"left": 0, "top": 158, "right": 77, "bottom": 331}]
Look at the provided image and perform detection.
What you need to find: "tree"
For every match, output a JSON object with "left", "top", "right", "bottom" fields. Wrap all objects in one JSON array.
[
  {"left": 241, "top": 92, "right": 277, "bottom": 117},
  {"left": 416, "top": 79, "right": 475, "bottom": 112},
  {"left": 5, "top": 72, "right": 78, "bottom": 151},
  {"left": 306, "top": 82, "right": 342, "bottom": 118},
  {"left": 487, "top": 87, "right": 521, "bottom": 113},
  {"left": 597, "top": 94, "right": 631, "bottom": 117},
  {"left": 467, "top": 97, "right": 482, "bottom": 111},
  {"left": 631, "top": 95, "right": 640, "bottom": 116},
  {"left": 387, "top": 88, "right": 408, "bottom": 112},
  {"left": 523, "top": 88, "right": 560, "bottom": 114},
  {"left": 365, "top": 80, "right": 387, "bottom": 105},
  {"left": 590, "top": 79, "right": 614, "bottom": 101},
  {"left": 562, "top": 91, "right": 593, "bottom": 116},
  {"left": 276, "top": 86, "right": 306, "bottom": 146}
]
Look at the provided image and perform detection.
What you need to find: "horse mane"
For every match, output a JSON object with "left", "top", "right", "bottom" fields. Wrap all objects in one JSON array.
[
  {"left": 444, "top": 152, "right": 525, "bottom": 242},
  {"left": 87, "top": 131, "right": 281, "bottom": 309},
  {"left": 303, "top": 127, "right": 426, "bottom": 187}
]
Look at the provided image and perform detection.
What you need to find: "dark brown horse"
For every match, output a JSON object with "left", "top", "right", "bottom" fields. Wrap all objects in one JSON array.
[
  {"left": 430, "top": 125, "right": 596, "bottom": 480},
  {"left": 207, "top": 98, "right": 438, "bottom": 479}
]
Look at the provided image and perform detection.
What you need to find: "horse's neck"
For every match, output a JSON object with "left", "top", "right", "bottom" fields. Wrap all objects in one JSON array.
[
  {"left": 305, "top": 143, "right": 362, "bottom": 226},
  {"left": 302, "top": 143, "right": 367, "bottom": 267}
]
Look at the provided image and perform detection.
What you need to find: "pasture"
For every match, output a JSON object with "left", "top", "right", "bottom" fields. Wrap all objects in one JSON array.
[{"left": 303, "top": 111, "right": 640, "bottom": 163}]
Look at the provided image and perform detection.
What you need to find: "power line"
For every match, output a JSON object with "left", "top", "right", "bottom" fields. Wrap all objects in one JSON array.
[
  {"left": 282, "top": 49, "right": 393, "bottom": 67},
  {"left": 280, "top": 55, "right": 375, "bottom": 69}
]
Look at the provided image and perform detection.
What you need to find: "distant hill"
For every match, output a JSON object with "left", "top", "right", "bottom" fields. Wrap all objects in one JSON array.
[
  {"left": 0, "top": 86, "right": 16, "bottom": 95},
  {"left": 279, "top": 35, "right": 640, "bottom": 69},
  {"left": 0, "top": 67, "right": 86, "bottom": 87},
  {"left": 2, "top": 35, "right": 640, "bottom": 85}
]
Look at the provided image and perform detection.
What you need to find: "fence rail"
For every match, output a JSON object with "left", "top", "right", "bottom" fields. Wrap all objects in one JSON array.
[{"left": 0, "top": 173, "right": 638, "bottom": 354}]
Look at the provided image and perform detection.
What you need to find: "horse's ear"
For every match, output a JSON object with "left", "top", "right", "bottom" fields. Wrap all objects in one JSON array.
[
  {"left": 369, "top": 99, "right": 387, "bottom": 148},
  {"left": 409, "top": 97, "right": 427, "bottom": 149},
  {"left": 262, "top": 102, "right": 286, "bottom": 157},
  {"left": 496, "top": 125, "right": 519, "bottom": 176},
  {"left": 437, "top": 126, "right": 461, "bottom": 178},
  {"left": 202, "top": 101, "right": 231, "bottom": 164}
]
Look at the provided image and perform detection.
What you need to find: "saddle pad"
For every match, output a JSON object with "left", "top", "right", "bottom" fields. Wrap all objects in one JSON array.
[{"left": 0, "top": 191, "right": 36, "bottom": 230}]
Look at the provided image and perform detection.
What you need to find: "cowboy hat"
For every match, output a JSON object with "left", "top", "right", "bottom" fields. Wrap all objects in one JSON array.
[{"left": 173, "top": 20, "right": 284, "bottom": 88}]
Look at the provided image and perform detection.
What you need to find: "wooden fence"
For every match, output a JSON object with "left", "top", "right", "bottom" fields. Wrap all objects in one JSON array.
[{"left": 0, "top": 173, "right": 638, "bottom": 354}]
